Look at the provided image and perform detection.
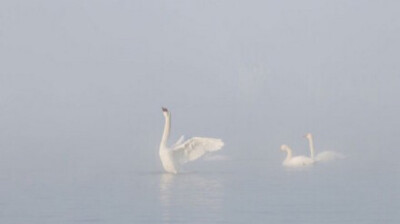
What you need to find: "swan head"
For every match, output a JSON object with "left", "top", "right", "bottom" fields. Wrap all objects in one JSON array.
[
  {"left": 304, "top": 133, "right": 312, "bottom": 139},
  {"left": 162, "top": 107, "right": 170, "bottom": 116},
  {"left": 280, "top": 144, "right": 289, "bottom": 151}
]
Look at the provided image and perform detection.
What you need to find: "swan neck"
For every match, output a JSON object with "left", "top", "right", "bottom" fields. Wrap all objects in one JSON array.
[
  {"left": 285, "top": 148, "right": 293, "bottom": 160},
  {"left": 308, "top": 136, "right": 315, "bottom": 159},
  {"left": 160, "top": 112, "right": 171, "bottom": 148}
]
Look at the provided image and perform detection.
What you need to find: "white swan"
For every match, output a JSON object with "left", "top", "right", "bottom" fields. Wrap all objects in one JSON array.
[
  {"left": 304, "top": 133, "right": 345, "bottom": 162},
  {"left": 280, "top": 144, "right": 314, "bottom": 167},
  {"left": 159, "top": 107, "right": 224, "bottom": 174}
]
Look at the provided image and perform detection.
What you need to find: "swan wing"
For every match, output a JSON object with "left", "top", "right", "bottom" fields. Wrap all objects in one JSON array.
[
  {"left": 173, "top": 137, "right": 224, "bottom": 164},
  {"left": 171, "top": 135, "right": 185, "bottom": 148}
]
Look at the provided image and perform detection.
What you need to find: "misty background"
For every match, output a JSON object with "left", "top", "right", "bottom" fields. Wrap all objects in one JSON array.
[{"left": 0, "top": 1, "right": 399, "bottom": 223}]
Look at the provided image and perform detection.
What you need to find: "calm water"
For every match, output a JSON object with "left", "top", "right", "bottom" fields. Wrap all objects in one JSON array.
[{"left": 1, "top": 153, "right": 398, "bottom": 224}]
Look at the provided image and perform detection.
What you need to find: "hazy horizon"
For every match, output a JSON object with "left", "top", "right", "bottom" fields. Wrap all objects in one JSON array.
[{"left": 1, "top": 1, "right": 399, "bottom": 223}]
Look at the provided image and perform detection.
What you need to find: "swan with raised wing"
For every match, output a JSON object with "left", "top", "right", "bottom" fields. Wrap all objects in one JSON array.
[
  {"left": 159, "top": 107, "right": 224, "bottom": 174},
  {"left": 280, "top": 144, "right": 314, "bottom": 167},
  {"left": 304, "top": 133, "right": 345, "bottom": 162}
]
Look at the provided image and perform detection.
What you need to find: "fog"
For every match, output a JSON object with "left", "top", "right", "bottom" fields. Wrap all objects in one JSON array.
[{"left": 1, "top": 1, "right": 399, "bottom": 223}]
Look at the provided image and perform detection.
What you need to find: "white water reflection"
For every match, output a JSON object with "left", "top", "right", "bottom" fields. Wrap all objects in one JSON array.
[{"left": 159, "top": 173, "right": 224, "bottom": 224}]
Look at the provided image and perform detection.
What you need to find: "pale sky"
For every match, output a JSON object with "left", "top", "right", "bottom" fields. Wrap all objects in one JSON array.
[{"left": 1, "top": 1, "right": 399, "bottom": 173}]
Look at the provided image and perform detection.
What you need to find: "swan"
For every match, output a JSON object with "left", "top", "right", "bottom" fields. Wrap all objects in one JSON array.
[
  {"left": 304, "top": 133, "right": 345, "bottom": 162},
  {"left": 280, "top": 144, "right": 314, "bottom": 167},
  {"left": 159, "top": 107, "right": 224, "bottom": 174}
]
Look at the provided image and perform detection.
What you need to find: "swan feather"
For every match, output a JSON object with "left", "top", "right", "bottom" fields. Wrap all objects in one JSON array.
[{"left": 173, "top": 137, "right": 224, "bottom": 164}]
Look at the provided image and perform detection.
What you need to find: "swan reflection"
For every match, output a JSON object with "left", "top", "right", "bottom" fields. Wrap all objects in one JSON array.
[{"left": 159, "top": 173, "right": 224, "bottom": 224}]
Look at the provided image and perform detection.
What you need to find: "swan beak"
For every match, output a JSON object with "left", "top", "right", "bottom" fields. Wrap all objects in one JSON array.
[{"left": 162, "top": 107, "right": 168, "bottom": 112}]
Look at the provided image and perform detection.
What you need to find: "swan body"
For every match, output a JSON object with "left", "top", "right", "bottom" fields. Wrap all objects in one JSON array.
[
  {"left": 305, "top": 133, "right": 344, "bottom": 162},
  {"left": 280, "top": 144, "right": 314, "bottom": 167},
  {"left": 159, "top": 107, "right": 224, "bottom": 174},
  {"left": 315, "top": 151, "right": 345, "bottom": 162}
]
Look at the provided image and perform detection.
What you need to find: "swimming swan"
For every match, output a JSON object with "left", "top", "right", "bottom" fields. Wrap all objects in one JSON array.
[
  {"left": 159, "top": 107, "right": 224, "bottom": 174},
  {"left": 304, "top": 133, "right": 345, "bottom": 162},
  {"left": 280, "top": 144, "right": 314, "bottom": 167}
]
